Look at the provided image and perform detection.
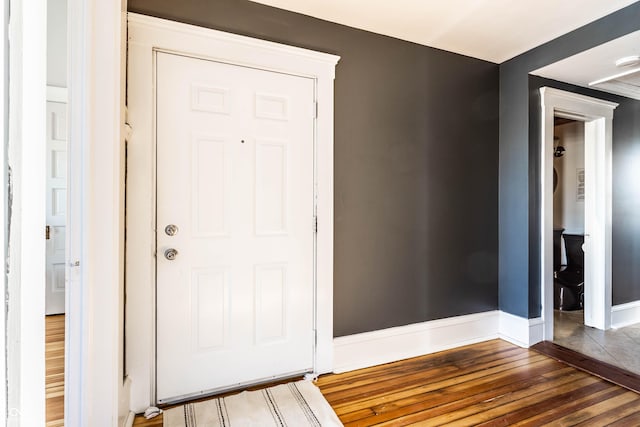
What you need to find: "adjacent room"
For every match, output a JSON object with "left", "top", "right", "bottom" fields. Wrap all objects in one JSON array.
[{"left": 531, "top": 29, "right": 640, "bottom": 376}]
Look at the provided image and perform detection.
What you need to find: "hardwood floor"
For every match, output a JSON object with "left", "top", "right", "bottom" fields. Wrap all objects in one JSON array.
[
  {"left": 46, "top": 314, "right": 65, "bottom": 427},
  {"left": 133, "top": 338, "right": 640, "bottom": 426},
  {"left": 43, "top": 313, "right": 640, "bottom": 425}
]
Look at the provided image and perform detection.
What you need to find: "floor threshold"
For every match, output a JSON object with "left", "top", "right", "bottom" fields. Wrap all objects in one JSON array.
[{"left": 532, "top": 340, "right": 640, "bottom": 394}]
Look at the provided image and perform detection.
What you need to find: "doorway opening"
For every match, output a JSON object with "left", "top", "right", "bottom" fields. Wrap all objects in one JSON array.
[
  {"left": 540, "top": 87, "right": 617, "bottom": 341},
  {"left": 541, "top": 89, "right": 640, "bottom": 376},
  {"left": 551, "top": 117, "right": 587, "bottom": 342},
  {"left": 45, "top": 0, "right": 68, "bottom": 425}
]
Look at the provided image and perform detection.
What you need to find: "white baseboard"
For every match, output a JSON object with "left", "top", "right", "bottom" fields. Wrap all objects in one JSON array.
[
  {"left": 612, "top": 300, "right": 640, "bottom": 329},
  {"left": 333, "top": 311, "right": 500, "bottom": 373},
  {"left": 333, "top": 310, "right": 543, "bottom": 374},
  {"left": 122, "top": 411, "right": 135, "bottom": 427},
  {"left": 498, "top": 312, "right": 543, "bottom": 348},
  {"left": 119, "top": 376, "right": 134, "bottom": 427}
]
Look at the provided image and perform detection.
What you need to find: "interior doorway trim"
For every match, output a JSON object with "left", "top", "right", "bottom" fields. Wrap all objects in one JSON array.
[
  {"left": 126, "top": 13, "right": 339, "bottom": 412},
  {"left": 540, "top": 87, "right": 618, "bottom": 341},
  {"left": 5, "top": 0, "right": 47, "bottom": 423}
]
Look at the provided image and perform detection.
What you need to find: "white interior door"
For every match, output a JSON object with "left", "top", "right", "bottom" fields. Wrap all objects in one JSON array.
[
  {"left": 45, "top": 100, "right": 67, "bottom": 315},
  {"left": 156, "top": 52, "right": 316, "bottom": 402}
]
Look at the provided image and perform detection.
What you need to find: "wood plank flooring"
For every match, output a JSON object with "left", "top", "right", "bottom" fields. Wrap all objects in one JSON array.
[
  {"left": 133, "top": 338, "right": 640, "bottom": 426},
  {"left": 46, "top": 314, "right": 65, "bottom": 427}
]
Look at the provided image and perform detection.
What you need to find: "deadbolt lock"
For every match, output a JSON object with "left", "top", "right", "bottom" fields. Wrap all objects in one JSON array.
[{"left": 164, "top": 248, "right": 178, "bottom": 261}]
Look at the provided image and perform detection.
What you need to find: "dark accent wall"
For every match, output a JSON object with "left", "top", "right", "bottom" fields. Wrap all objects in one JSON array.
[
  {"left": 499, "top": 2, "right": 640, "bottom": 318},
  {"left": 529, "top": 76, "right": 640, "bottom": 306},
  {"left": 128, "top": 0, "right": 499, "bottom": 336},
  {"left": 612, "top": 97, "right": 640, "bottom": 304}
]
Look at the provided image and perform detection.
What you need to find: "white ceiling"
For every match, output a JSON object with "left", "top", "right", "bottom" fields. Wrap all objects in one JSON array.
[
  {"left": 249, "top": 0, "right": 638, "bottom": 63},
  {"left": 532, "top": 30, "right": 640, "bottom": 101}
]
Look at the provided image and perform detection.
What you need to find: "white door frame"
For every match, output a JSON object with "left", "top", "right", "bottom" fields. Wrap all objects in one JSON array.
[
  {"left": 5, "top": 0, "right": 128, "bottom": 424},
  {"left": 6, "top": 0, "right": 47, "bottom": 424},
  {"left": 540, "top": 87, "right": 618, "bottom": 340},
  {"left": 0, "top": 0, "right": 7, "bottom": 421},
  {"left": 126, "top": 13, "right": 339, "bottom": 412},
  {"left": 66, "top": 0, "right": 128, "bottom": 425}
]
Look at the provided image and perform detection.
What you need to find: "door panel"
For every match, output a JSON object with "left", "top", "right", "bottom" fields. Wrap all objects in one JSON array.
[
  {"left": 156, "top": 52, "right": 315, "bottom": 402},
  {"left": 45, "top": 101, "right": 67, "bottom": 315},
  {"left": 255, "top": 140, "right": 288, "bottom": 234}
]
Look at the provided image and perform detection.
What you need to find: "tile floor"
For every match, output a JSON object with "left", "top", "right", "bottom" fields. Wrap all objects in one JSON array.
[{"left": 554, "top": 309, "right": 640, "bottom": 375}]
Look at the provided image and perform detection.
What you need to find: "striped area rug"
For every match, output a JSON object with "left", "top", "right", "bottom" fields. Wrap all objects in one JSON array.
[{"left": 163, "top": 380, "right": 343, "bottom": 427}]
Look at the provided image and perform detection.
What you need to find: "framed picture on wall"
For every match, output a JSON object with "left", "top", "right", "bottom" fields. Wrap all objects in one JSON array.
[{"left": 577, "top": 168, "right": 585, "bottom": 201}]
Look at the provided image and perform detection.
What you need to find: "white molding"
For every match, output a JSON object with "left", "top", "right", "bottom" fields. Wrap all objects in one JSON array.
[
  {"left": 65, "top": 1, "right": 86, "bottom": 423},
  {"left": 126, "top": 13, "right": 339, "bottom": 411},
  {"left": 332, "top": 311, "right": 545, "bottom": 374},
  {"left": 122, "top": 412, "right": 136, "bottom": 427},
  {"left": 127, "top": 13, "right": 340, "bottom": 71},
  {"left": 539, "top": 87, "right": 617, "bottom": 341},
  {"left": 0, "top": 0, "right": 6, "bottom": 421},
  {"left": 6, "top": 0, "right": 47, "bottom": 424},
  {"left": 333, "top": 312, "right": 500, "bottom": 373},
  {"left": 46, "top": 85, "right": 67, "bottom": 103},
  {"left": 542, "top": 88, "right": 618, "bottom": 116},
  {"left": 66, "top": 0, "right": 126, "bottom": 425},
  {"left": 119, "top": 376, "right": 134, "bottom": 426},
  {"left": 498, "top": 312, "right": 544, "bottom": 348},
  {"left": 611, "top": 301, "right": 640, "bottom": 329}
]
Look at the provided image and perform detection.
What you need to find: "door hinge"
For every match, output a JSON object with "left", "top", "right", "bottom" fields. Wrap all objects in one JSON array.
[
  {"left": 123, "top": 122, "right": 133, "bottom": 141},
  {"left": 45, "top": 225, "right": 50, "bottom": 240},
  {"left": 313, "top": 216, "right": 318, "bottom": 233}
]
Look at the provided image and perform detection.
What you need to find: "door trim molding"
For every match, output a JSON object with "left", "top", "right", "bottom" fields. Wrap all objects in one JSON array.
[
  {"left": 6, "top": 0, "right": 47, "bottom": 423},
  {"left": 126, "top": 13, "right": 339, "bottom": 412},
  {"left": 539, "top": 87, "right": 617, "bottom": 340}
]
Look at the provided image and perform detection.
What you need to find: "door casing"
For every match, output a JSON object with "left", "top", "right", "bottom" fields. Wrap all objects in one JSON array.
[
  {"left": 539, "top": 87, "right": 618, "bottom": 340},
  {"left": 125, "top": 13, "right": 339, "bottom": 411}
]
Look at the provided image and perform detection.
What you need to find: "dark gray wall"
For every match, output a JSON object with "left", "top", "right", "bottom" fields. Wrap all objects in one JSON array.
[
  {"left": 499, "top": 2, "right": 640, "bottom": 318},
  {"left": 612, "top": 96, "right": 640, "bottom": 304},
  {"left": 529, "top": 76, "right": 640, "bottom": 306},
  {"left": 128, "top": 0, "right": 499, "bottom": 336}
]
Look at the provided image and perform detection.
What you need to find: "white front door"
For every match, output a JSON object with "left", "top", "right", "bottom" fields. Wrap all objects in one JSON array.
[
  {"left": 156, "top": 52, "right": 316, "bottom": 402},
  {"left": 45, "top": 100, "right": 67, "bottom": 315}
]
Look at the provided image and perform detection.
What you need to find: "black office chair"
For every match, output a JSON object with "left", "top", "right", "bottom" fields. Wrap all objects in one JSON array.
[{"left": 553, "top": 234, "right": 584, "bottom": 311}]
